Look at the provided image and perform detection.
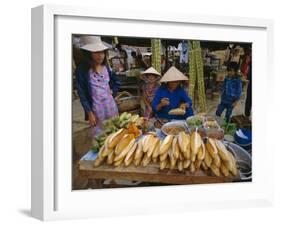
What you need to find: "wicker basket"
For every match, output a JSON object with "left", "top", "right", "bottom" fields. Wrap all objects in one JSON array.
[
  {"left": 231, "top": 115, "right": 251, "bottom": 129},
  {"left": 115, "top": 91, "right": 140, "bottom": 113}
]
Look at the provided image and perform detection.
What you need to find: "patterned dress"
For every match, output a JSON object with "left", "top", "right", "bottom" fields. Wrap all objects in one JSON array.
[
  {"left": 142, "top": 82, "right": 160, "bottom": 118},
  {"left": 89, "top": 66, "right": 119, "bottom": 136}
]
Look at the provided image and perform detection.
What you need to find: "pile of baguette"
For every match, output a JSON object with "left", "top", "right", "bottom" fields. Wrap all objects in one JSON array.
[
  {"left": 157, "top": 131, "right": 238, "bottom": 177},
  {"left": 94, "top": 129, "right": 161, "bottom": 167},
  {"left": 93, "top": 129, "right": 238, "bottom": 177}
]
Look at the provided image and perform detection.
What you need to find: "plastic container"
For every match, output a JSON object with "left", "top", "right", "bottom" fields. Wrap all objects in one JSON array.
[
  {"left": 234, "top": 128, "right": 252, "bottom": 144},
  {"left": 234, "top": 128, "right": 252, "bottom": 151}
]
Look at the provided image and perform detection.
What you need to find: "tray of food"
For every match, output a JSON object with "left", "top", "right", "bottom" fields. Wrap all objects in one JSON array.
[
  {"left": 185, "top": 115, "right": 205, "bottom": 130},
  {"left": 161, "top": 121, "right": 188, "bottom": 136}
]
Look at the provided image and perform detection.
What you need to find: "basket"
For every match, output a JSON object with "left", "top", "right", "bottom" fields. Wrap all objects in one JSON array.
[
  {"left": 231, "top": 115, "right": 252, "bottom": 129},
  {"left": 126, "top": 68, "right": 142, "bottom": 77},
  {"left": 115, "top": 91, "right": 140, "bottom": 113}
]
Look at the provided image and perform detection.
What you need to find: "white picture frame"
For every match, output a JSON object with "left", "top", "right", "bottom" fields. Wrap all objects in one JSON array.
[{"left": 31, "top": 4, "right": 274, "bottom": 221}]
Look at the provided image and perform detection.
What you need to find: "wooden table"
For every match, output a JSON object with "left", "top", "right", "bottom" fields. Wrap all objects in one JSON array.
[{"left": 78, "top": 160, "right": 240, "bottom": 188}]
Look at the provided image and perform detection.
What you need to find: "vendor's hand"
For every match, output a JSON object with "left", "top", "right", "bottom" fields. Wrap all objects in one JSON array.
[
  {"left": 180, "top": 103, "right": 189, "bottom": 110},
  {"left": 160, "top": 98, "right": 170, "bottom": 107},
  {"left": 88, "top": 112, "right": 97, "bottom": 127}
]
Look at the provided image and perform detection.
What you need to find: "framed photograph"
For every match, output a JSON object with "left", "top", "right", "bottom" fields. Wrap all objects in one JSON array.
[{"left": 31, "top": 4, "right": 274, "bottom": 221}]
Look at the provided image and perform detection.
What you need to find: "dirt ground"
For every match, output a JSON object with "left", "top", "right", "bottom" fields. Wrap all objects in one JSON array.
[{"left": 72, "top": 83, "right": 250, "bottom": 189}]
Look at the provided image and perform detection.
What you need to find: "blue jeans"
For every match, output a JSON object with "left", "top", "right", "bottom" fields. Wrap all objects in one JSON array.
[{"left": 216, "top": 102, "right": 233, "bottom": 122}]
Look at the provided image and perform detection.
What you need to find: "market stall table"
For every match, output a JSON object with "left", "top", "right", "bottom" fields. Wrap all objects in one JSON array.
[{"left": 78, "top": 151, "right": 240, "bottom": 188}]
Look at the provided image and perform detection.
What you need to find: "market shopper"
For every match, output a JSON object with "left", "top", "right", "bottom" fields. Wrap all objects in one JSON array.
[
  {"left": 216, "top": 62, "right": 242, "bottom": 122},
  {"left": 76, "top": 36, "right": 119, "bottom": 136},
  {"left": 152, "top": 66, "right": 193, "bottom": 120},
  {"left": 244, "top": 59, "right": 252, "bottom": 117},
  {"left": 228, "top": 46, "right": 243, "bottom": 65},
  {"left": 241, "top": 46, "right": 251, "bottom": 79},
  {"left": 140, "top": 67, "right": 161, "bottom": 119},
  {"left": 116, "top": 43, "right": 128, "bottom": 71},
  {"left": 241, "top": 46, "right": 252, "bottom": 117}
]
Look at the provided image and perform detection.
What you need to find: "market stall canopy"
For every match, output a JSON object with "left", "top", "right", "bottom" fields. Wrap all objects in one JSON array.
[
  {"left": 74, "top": 35, "right": 252, "bottom": 52},
  {"left": 101, "top": 36, "right": 183, "bottom": 48}
]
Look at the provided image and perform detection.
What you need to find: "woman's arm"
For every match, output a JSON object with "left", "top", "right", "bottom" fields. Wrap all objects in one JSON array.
[
  {"left": 76, "top": 66, "right": 92, "bottom": 114},
  {"left": 152, "top": 95, "right": 169, "bottom": 112},
  {"left": 76, "top": 66, "right": 98, "bottom": 126},
  {"left": 156, "top": 102, "right": 165, "bottom": 111},
  {"left": 87, "top": 111, "right": 97, "bottom": 127},
  {"left": 142, "top": 96, "right": 151, "bottom": 108}
]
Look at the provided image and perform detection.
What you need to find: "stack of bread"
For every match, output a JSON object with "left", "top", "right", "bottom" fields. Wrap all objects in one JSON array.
[{"left": 93, "top": 129, "right": 238, "bottom": 177}]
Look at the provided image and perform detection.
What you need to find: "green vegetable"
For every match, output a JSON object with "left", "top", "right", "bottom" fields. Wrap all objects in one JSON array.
[
  {"left": 187, "top": 118, "right": 203, "bottom": 127},
  {"left": 120, "top": 119, "right": 130, "bottom": 128},
  {"left": 119, "top": 112, "right": 131, "bottom": 121},
  {"left": 104, "top": 126, "right": 116, "bottom": 134},
  {"left": 90, "top": 113, "right": 140, "bottom": 151},
  {"left": 112, "top": 116, "right": 121, "bottom": 127},
  {"left": 221, "top": 119, "right": 237, "bottom": 136},
  {"left": 90, "top": 139, "right": 99, "bottom": 152}
]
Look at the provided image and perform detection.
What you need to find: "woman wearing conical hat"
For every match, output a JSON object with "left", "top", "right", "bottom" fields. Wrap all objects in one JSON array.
[
  {"left": 151, "top": 66, "right": 194, "bottom": 120},
  {"left": 139, "top": 67, "right": 161, "bottom": 119}
]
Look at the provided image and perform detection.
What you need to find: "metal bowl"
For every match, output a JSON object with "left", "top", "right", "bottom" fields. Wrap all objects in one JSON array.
[
  {"left": 161, "top": 121, "right": 188, "bottom": 136},
  {"left": 185, "top": 116, "right": 205, "bottom": 132},
  {"left": 223, "top": 141, "right": 252, "bottom": 181}
]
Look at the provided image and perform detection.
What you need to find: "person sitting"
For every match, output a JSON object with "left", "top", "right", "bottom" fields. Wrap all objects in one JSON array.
[{"left": 152, "top": 66, "right": 193, "bottom": 120}]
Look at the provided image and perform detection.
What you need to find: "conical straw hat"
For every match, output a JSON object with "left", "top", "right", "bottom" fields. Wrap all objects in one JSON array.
[
  {"left": 160, "top": 66, "right": 188, "bottom": 83},
  {"left": 141, "top": 67, "right": 161, "bottom": 76},
  {"left": 140, "top": 67, "right": 161, "bottom": 82}
]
